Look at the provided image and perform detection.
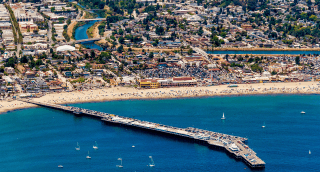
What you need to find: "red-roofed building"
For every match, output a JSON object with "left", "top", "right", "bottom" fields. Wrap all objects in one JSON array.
[
  {"left": 172, "top": 77, "right": 193, "bottom": 81},
  {"left": 159, "top": 77, "right": 197, "bottom": 87}
]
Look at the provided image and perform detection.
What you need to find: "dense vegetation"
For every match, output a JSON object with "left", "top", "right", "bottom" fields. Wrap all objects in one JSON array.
[
  {"left": 78, "top": 0, "right": 105, "bottom": 9},
  {"left": 63, "top": 19, "right": 71, "bottom": 42},
  {"left": 98, "top": 21, "right": 106, "bottom": 36},
  {"left": 105, "top": 0, "right": 141, "bottom": 15},
  {"left": 35, "top": 21, "right": 49, "bottom": 30}
]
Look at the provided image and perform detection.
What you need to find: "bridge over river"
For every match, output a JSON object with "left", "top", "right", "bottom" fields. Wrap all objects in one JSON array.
[
  {"left": 64, "top": 37, "right": 105, "bottom": 45},
  {"left": 72, "top": 18, "right": 107, "bottom": 22},
  {"left": 23, "top": 99, "right": 266, "bottom": 169}
]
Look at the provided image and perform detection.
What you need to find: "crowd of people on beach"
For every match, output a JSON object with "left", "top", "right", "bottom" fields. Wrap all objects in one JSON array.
[
  {"left": 1, "top": 82, "right": 320, "bottom": 114},
  {"left": 38, "top": 84, "right": 320, "bottom": 105}
]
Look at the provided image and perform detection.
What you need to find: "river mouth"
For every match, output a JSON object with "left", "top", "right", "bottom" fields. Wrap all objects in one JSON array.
[{"left": 74, "top": 20, "right": 103, "bottom": 50}]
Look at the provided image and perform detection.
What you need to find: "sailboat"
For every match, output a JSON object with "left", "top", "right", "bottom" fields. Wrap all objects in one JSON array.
[
  {"left": 86, "top": 151, "right": 91, "bottom": 159},
  {"left": 116, "top": 158, "right": 123, "bottom": 168},
  {"left": 149, "top": 156, "right": 155, "bottom": 167},
  {"left": 93, "top": 141, "right": 98, "bottom": 150},
  {"left": 262, "top": 122, "right": 266, "bottom": 128},
  {"left": 75, "top": 142, "right": 80, "bottom": 151},
  {"left": 221, "top": 113, "right": 226, "bottom": 120},
  {"left": 309, "top": 150, "right": 311, "bottom": 154}
]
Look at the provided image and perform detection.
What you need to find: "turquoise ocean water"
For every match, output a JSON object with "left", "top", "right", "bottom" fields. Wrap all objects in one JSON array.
[
  {"left": 0, "top": 95, "right": 319, "bottom": 171},
  {"left": 207, "top": 50, "right": 320, "bottom": 55}
]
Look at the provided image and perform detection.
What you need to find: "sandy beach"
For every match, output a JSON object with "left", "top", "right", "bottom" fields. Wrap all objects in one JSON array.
[
  {"left": 1, "top": 81, "right": 319, "bottom": 114},
  {"left": 208, "top": 47, "right": 320, "bottom": 51}
]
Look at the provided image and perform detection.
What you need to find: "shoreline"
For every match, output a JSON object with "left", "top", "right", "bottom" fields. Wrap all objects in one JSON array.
[
  {"left": 206, "top": 47, "right": 320, "bottom": 51},
  {"left": 67, "top": 20, "right": 77, "bottom": 41},
  {"left": 1, "top": 81, "right": 319, "bottom": 114},
  {"left": 87, "top": 21, "right": 100, "bottom": 38}
]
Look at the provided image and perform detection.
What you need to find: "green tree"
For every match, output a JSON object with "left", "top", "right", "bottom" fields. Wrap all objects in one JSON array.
[
  {"left": 295, "top": 56, "right": 300, "bottom": 65},
  {"left": 91, "top": 50, "right": 95, "bottom": 59},
  {"left": 155, "top": 26, "right": 165, "bottom": 35},
  {"left": 251, "top": 64, "right": 263, "bottom": 73},
  {"left": 118, "top": 28, "right": 124, "bottom": 35},
  {"left": 220, "top": 32, "right": 227, "bottom": 38},
  {"left": 5, "top": 57, "right": 16, "bottom": 68},
  {"left": 117, "top": 45, "right": 124, "bottom": 53},
  {"left": 309, "top": 15, "right": 317, "bottom": 21},
  {"left": 118, "top": 36, "right": 125, "bottom": 44},
  {"left": 198, "top": 26, "right": 204, "bottom": 36},
  {"left": 149, "top": 52, "right": 154, "bottom": 58},
  {"left": 20, "top": 56, "right": 28, "bottom": 63},
  {"left": 119, "top": 64, "right": 124, "bottom": 71},
  {"left": 85, "top": 62, "right": 92, "bottom": 70},
  {"left": 66, "top": 18, "right": 71, "bottom": 25},
  {"left": 29, "top": 60, "right": 36, "bottom": 69},
  {"left": 187, "top": 48, "right": 193, "bottom": 55},
  {"left": 247, "top": 0, "right": 257, "bottom": 11},
  {"left": 197, "top": 0, "right": 203, "bottom": 5},
  {"left": 35, "top": 59, "right": 43, "bottom": 66},
  {"left": 301, "top": 12, "right": 308, "bottom": 20}
]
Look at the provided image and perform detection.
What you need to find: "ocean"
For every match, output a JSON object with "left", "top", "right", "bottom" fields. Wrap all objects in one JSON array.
[
  {"left": 0, "top": 95, "right": 319, "bottom": 171},
  {"left": 207, "top": 50, "right": 320, "bottom": 55}
]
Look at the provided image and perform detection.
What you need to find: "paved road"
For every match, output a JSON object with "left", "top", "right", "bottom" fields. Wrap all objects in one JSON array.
[
  {"left": 49, "top": 65, "right": 73, "bottom": 90},
  {"left": 48, "top": 21, "right": 54, "bottom": 46}
]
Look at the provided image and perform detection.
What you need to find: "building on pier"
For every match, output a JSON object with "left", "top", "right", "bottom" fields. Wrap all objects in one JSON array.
[{"left": 24, "top": 100, "right": 266, "bottom": 169}]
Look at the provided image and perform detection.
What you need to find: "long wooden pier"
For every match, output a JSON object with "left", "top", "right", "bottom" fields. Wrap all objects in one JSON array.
[{"left": 23, "top": 100, "right": 265, "bottom": 169}]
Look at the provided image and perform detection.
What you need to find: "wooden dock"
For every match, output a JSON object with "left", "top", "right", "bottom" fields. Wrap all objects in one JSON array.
[{"left": 23, "top": 100, "right": 265, "bottom": 169}]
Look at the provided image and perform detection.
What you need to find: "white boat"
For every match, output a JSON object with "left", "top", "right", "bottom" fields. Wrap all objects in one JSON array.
[
  {"left": 116, "top": 158, "right": 123, "bottom": 168},
  {"left": 75, "top": 142, "right": 80, "bottom": 151},
  {"left": 93, "top": 141, "right": 98, "bottom": 150},
  {"left": 301, "top": 111, "right": 306, "bottom": 114},
  {"left": 221, "top": 113, "right": 225, "bottom": 120},
  {"left": 58, "top": 165, "right": 63, "bottom": 168},
  {"left": 149, "top": 156, "right": 155, "bottom": 167},
  {"left": 132, "top": 145, "right": 135, "bottom": 148},
  {"left": 262, "top": 122, "right": 266, "bottom": 128},
  {"left": 309, "top": 150, "right": 311, "bottom": 154},
  {"left": 86, "top": 151, "right": 91, "bottom": 159}
]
